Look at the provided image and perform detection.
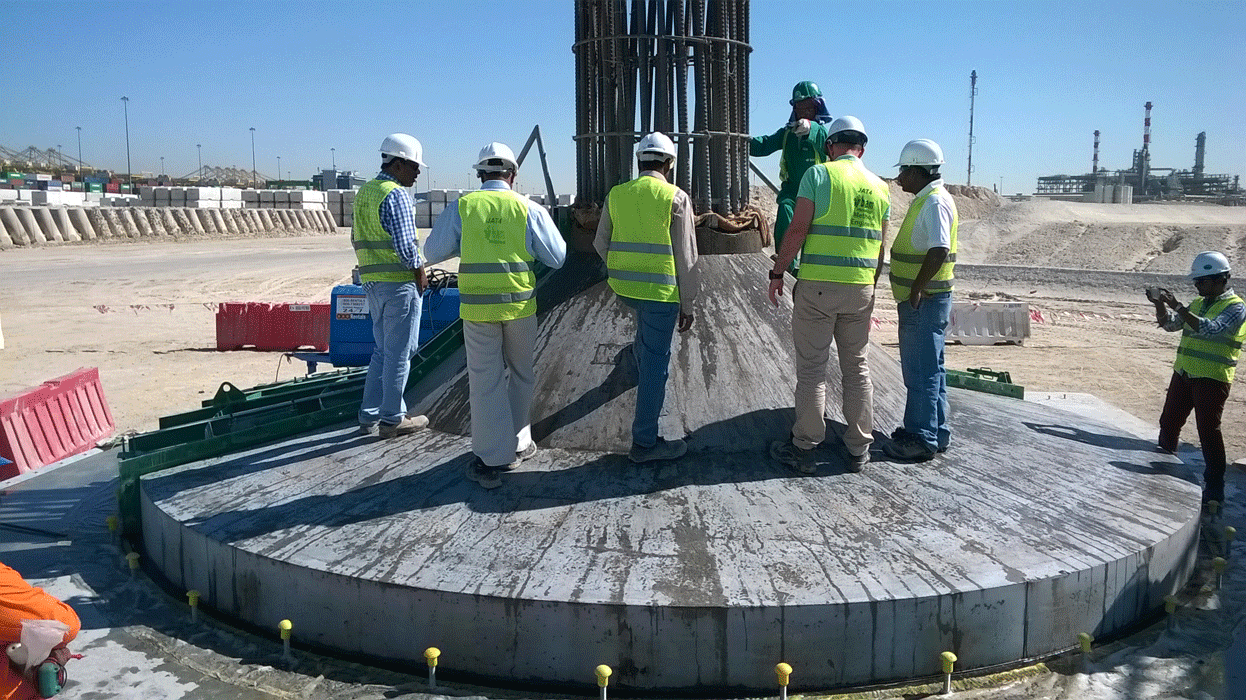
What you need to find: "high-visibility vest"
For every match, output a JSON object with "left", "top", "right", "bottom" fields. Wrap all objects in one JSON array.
[
  {"left": 797, "top": 157, "right": 889, "bottom": 285},
  {"left": 779, "top": 127, "right": 826, "bottom": 186},
  {"left": 606, "top": 176, "right": 679, "bottom": 303},
  {"left": 889, "top": 186, "right": 959, "bottom": 302},
  {"left": 352, "top": 178, "right": 414, "bottom": 283},
  {"left": 1173, "top": 293, "right": 1246, "bottom": 384},
  {"left": 457, "top": 189, "right": 536, "bottom": 322}
]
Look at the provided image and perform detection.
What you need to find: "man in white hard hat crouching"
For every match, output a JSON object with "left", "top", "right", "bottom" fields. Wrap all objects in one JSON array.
[
  {"left": 595, "top": 132, "right": 700, "bottom": 463},
  {"left": 1149, "top": 251, "right": 1245, "bottom": 505},
  {"left": 425, "top": 142, "right": 567, "bottom": 488},
  {"left": 883, "top": 139, "right": 958, "bottom": 463},
  {"left": 353, "top": 133, "right": 431, "bottom": 439},
  {"left": 767, "top": 117, "right": 889, "bottom": 474}
]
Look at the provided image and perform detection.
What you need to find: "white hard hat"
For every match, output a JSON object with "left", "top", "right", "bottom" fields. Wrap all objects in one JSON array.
[
  {"left": 826, "top": 116, "right": 867, "bottom": 145},
  {"left": 474, "top": 142, "right": 519, "bottom": 173},
  {"left": 896, "top": 139, "right": 945, "bottom": 168},
  {"left": 1189, "top": 251, "right": 1231, "bottom": 279},
  {"left": 635, "top": 132, "right": 677, "bottom": 161},
  {"left": 379, "top": 133, "right": 425, "bottom": 167}
]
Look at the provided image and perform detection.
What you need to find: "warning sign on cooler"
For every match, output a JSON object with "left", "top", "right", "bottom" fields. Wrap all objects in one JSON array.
[{"left": 336, "top": 295, "right": 369, "bottom": 320}]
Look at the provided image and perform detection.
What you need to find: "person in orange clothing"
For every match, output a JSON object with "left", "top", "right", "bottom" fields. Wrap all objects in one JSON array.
[{"left": 0, "top": 562, "right": 80, "bottom": 700}]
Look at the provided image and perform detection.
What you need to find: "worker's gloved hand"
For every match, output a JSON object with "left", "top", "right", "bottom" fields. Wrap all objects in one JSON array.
[
  {"left": 415, "top": 266, "right": 428, "bottom": 293},
  {"left": 790, "top": 119, "right": 811, "bottom": 136},
  {"left": 678, "top": 312, "right": 695, "bottom": 333}
]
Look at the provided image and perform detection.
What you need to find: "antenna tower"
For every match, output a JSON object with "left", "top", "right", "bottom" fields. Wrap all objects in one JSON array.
[{"left": 967, "top": 70, "right": 977, "bottom": 185}]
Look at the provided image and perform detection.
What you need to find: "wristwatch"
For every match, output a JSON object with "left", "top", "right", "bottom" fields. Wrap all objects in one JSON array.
[{"left": 768, "top": 270, "right": 784, "bottom": 280}]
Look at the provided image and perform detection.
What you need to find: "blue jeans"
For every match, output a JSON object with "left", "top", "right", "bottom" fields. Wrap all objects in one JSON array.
[
  {"left": 897, "top": 292, "right": 952, "bottom": 451},
  {"left": 359, "top": 281, "right": 423, "bottom": 425},
  {"left": 621, "top": 296, "right": 679, "bottom": 448}
]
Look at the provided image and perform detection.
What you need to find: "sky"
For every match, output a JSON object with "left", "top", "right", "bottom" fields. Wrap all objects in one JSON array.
[{"left": 4, "top": 0, "right": 1243, "bottom": 196}]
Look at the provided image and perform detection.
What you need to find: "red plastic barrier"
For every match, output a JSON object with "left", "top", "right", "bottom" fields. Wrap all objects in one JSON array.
[
  {"left": 215, "top": 302, "right": 329, "bottom": 351},
  {"left": 0, "top": 367, "right": 115, "bottom": 478}
]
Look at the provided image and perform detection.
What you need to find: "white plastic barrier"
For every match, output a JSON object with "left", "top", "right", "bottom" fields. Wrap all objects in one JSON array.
[{"left": 947, "top": 301, "right": 1031, "bottom": 346}]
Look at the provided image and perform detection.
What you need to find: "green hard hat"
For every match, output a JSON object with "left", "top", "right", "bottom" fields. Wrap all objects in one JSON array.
[{"left": 790, "top": 80, "right": 822, "bottom": 105}]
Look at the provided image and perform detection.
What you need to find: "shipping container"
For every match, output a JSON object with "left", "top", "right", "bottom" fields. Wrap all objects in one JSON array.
[
  {"left": 88, "top": 183, "right": 104, "bottom": 193},
  {"left": 105, "top": 183, "right": 119, "bottom": 193},
  {"left": 70, "top": 182, "right": 85, "bottom": 192},
  {"left": 35, "top": 173, "right": 52, "bottom": 181}
]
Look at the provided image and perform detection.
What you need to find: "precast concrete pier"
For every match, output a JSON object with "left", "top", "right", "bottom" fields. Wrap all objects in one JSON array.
[{"left": 138, "top": 252, "right": 1201, "bottom": 692}]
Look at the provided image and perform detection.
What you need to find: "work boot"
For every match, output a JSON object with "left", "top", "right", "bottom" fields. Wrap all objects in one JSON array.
[
  {"left": 770, "top": 440, "right": 816, "bottom": 475},
  {"left": 845, "top": 447, "right": 869, "bottom": 473},
  {"left": 629, "top": 437, "right": 687, "bottom": 463},
  {"left": 883, "top": 433, "right": 936, "bottom": 462},
  {"left": 516, "top": 442, "right": 539, "bottom": 463},
  {"left": 358, "top": 422, "right": 379, "bottom": 436},
  {"left": 379, "top": 414, "right": 429, "bottom": 439},
  {"left": 466, "top": 458, "right": 503, "bottom": 489}
]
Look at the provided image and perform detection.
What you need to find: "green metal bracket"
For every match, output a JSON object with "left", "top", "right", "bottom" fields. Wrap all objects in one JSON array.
[
  {"left": 210, "top": 382, "right": 248, "bottom": 407},
  {"left": 947, "top": 367, "right": 1024, "bottom": 400}
]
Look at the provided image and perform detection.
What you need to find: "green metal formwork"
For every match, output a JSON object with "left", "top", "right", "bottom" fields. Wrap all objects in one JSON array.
[
  {"left": 947, "top": 368, "right": 1024, "bottom": 399},
  {"left": 118, "top": 320, "right": 464, "bottom": 536}
]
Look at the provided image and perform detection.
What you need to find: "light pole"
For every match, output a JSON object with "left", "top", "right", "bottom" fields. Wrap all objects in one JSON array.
[
  {"left": 196, "top": 144, "right": 202, "bottom": 178},
  {"left": 277, "top": 156, "right": 281, "bottom": 186},
  {"left": 121, "top": 96, "right": 132, "bottom": 188},
  {"left": 160, "top": 156, "right": 165, "bottom": 177},
  {"left": 75, "top": 127, "right": 82, "bottom": 171},
  {"left": 331, "top": 147, "right": 335, "bottom": 169},
  {"left": 249, "top": 127, "right": 256, "bottom": 187}
]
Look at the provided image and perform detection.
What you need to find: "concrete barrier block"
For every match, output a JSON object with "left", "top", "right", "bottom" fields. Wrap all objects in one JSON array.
[
  {"left": 185, "top": 187, "right": 221, "bottom": 201},
  {"left": 220, "top": 187, "right": 243, "bottom": 201},
  {"left": 273, "top": 191, "right": 290, "bottom": 203},
  {"left": 139, "top": 186, "right": 156, "bottom": 199},
  {"left": 0, "top": 190, "right": 18, "bottom": 202},
  {"left": 220, "top": 200, "right": 244, "bottom": 209},
  {"left": 557, "top": 193, "right": 576, "bottom": 206},
  {"left": 288, "top": 190, "right": 326, "bottom": 203},
  {"left": 242, "top": 190, "right": 260, "bottom": 202},
  {"left": 186, "top": 200, "right": 221, "bottom": 209}
]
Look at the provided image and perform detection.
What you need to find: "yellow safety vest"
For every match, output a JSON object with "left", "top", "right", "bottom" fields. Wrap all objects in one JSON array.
[
  {"left": 1173, "top": 294, "right": 1246, "bottom": 384},
  {"left": 797, "top": 157, "right": 889, "bottom": 285},
  {"left": 606, "top": 176, "right": 679, "bottom": 303},
  {"left": 352, "top": 178, "right": 414, "bottom": 283},
  {"left": 457, "top": 189, "right": 535, "bottom": 322},
  {"left": 889, "top": 186, "right": 959, "bottom": 302}
]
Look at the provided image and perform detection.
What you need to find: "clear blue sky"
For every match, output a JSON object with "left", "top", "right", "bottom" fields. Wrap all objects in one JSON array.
[{"left": 5, "top": 0, "right": 1243, "bottom": 195}]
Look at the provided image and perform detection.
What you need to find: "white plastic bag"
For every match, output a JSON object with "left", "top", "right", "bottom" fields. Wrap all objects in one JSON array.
[{"left": 19, "top": 619, "right": 69, "bottom": 673}]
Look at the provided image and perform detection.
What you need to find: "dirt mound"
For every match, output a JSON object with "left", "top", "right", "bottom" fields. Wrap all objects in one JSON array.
[{"left": 748, "top": 181, "right": 1002, "bottom": 240}]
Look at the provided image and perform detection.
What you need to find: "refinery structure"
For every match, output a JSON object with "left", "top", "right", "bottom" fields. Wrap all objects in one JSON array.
[{"left": 1035, "top": 102, "right": 1242, "bottom": 203}]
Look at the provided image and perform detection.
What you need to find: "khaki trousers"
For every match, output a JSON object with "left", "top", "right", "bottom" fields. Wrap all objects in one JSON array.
[
  {"left": 791, "top": 279, "right": 875, "bottom": 456},
  {"left": 463, "top": 315, "right": 537, "bottom": 467}
]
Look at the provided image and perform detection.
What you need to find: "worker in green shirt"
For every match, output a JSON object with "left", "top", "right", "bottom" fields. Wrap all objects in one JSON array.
[{"left": 750, "top": 80, "right": 832, "bottom": 268}]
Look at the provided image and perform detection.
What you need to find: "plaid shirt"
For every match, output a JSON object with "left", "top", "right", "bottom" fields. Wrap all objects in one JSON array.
[
  {"left": 1161, "top": 288, "right": 1246, "bottom": 336},
  {"left": 376, "top": 171, "right": 422, "bottom": 268}
]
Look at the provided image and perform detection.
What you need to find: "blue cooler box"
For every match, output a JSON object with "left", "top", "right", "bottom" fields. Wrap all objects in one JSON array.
[
  {"left": 329, "top": 284, "right": 461, "bottom": 367},
  {"left": 330, "top": 285, "right": 374, "bottom": 366}
]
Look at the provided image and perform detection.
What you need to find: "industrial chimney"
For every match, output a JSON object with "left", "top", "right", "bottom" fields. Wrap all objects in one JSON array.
[
  {"left": 1093, "top": 130, "right": 1100, "bottom": 173},
  {"left": 1194, "top": 132, "right": 1206, "bottom": 178}
]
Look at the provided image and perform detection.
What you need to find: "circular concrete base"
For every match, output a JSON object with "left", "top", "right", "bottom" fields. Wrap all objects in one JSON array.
[{"left": 140, "top": 393, "right": 1199, "bottom": 691}]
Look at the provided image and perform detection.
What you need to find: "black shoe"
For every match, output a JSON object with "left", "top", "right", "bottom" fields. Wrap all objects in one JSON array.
[
  {"left": 883, "top": 434, "right": 936, "bottom": 462},
  {"left": 466, "top": 458, "right": 503, "bottom": 489}
]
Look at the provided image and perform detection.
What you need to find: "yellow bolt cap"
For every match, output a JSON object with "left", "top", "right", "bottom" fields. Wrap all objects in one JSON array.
[
  {"left": 1213, "top": 557, "right": 1227, "bottom": 572},
  {"left": 1077, "top": 632, "right": 1093, "bottom": 653},
  {"left": 775, "top": 662, "right": 793, "bottom": 685},
  {"left": 1226, "top": 526, "right": 1237, "bottom": 540},
  {"left": 940, "top": 651, "right": 958, "bottom": 673},
  {"left": 596, "top": 664, "right": 612, "bottom": 686},
  {"left": 187, "top": 590, "right": 201, "bottom": 604},
  {"left": 125, "top": 552, "right": 140, "bottom": 568},
  {"left": 106, "top": 516, "right": 119, "bottom": 532},
  {"left": 425, "top": 647, "right": 440, "bottom": 666}
]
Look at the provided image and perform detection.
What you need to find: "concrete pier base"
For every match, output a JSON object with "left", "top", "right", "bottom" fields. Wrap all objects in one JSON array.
[{"left": 138, "top": 253, "right": 1202, "bottom": 692}]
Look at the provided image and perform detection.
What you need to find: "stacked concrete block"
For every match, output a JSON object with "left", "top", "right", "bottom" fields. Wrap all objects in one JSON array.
[
  {"left": 185, "top": 187, "right": 222, "bottom": 208},
  {"left": 31, "top": 191, "right": 87, "bottom": 206},
  {"left": 288, "top": 190, "right": 328, "bottom": 211},
  {"left": 220, "top": 188, "right": 243, "bottom": 209},
  {"left": 327, "top": 189, "right": 355, "bottom": 227}
]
